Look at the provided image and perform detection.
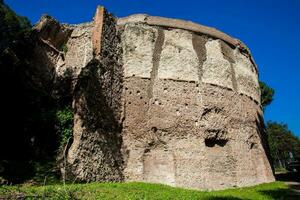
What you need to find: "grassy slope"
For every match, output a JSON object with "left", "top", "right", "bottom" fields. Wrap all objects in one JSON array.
[{"left": 0, "top": 181, "right": 294, "bottom": 200}]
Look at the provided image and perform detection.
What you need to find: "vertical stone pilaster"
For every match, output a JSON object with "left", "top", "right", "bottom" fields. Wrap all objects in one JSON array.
[
  {"left": 92, "top": 6, "right": 105, "bottom": 56},
  {"left": 148, "top": 28, "right": 164, "bottom": 99}
]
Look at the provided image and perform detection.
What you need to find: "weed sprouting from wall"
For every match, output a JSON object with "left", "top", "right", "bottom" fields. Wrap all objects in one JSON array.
[{"left": 55, "top": 106, "right": 73, "bottom": 150}]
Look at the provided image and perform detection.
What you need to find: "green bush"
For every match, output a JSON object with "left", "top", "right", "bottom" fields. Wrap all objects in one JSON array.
[
  {"left": 61, "top": 43, "right": 68, "bottom": 54},
  {"left": 31, "top": 161, "right": 60, "bottom": 185},
  {"left": 55, "top": 106, "right": 73, "bottom": 149}
]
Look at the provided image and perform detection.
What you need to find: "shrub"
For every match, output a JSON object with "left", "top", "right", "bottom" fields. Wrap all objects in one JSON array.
[{"left": 55, "top": 106, "right": 73, "bottom": 149}]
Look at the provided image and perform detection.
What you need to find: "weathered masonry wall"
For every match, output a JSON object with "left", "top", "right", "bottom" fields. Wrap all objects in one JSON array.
[
  {"left": 119, "top": 15, "right": 274, "bottom": 190},
  {"left": 32, "top": 7, "right": 275, "bottom": 190},
  {"left": 66, "top": 7, "right": 124, "bottom": 182}
]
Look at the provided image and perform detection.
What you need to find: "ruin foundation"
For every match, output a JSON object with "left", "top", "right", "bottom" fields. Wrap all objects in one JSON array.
[{"left": 32, "top": 6, "right": 275, "bottom": 190}]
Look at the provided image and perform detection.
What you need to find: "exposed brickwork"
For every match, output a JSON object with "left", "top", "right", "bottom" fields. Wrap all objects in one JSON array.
[
  {"left": 92, "top": 6, "right": 105, "bottom": 56},
  {"left": 119, "top": 18, "right": 274, "bottom": 189},
  {"left": 31, "top": 7, "right": 274, "bottom": 190}
]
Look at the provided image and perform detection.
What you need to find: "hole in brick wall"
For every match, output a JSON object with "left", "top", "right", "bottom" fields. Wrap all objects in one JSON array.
[
  {"left": 163, "top": 88, "right": 168, "bottom": 93},
  {"left": 140, "top": 96, "right": 143, "bottom": 99},
  {"left": 129, "top": 91, "right": 132, "bottom": 95},
  {"left": 144, "top": 148, "right": 150, "bottom": 153},
  {"left": 128, "top": 102, "right": 131, "bottom": 105},
  {"left": 205, "top": 138, "right": 228, "bottom": 147},
  {"left": 137, "top": 90, "right": 140, "bottom": 95},
  {"left": 250, "top": 143, "right": 256, "bottom": 149},
  {"left": 125, "top": 87, "right": 128, "bottom": 90},
  {"left": 151, "top": 127, "right": 158, "bottom": 133}
]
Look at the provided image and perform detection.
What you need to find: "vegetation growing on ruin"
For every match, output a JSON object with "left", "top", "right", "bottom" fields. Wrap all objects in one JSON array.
[
  {"left": 55, "top": 106, "right": 73, "bottom": 149},
  {"left": 0, "top": 0, "right": 73, "bottom": 184},
  {"left": 61, "top": 43, "right": 68, "bottom": 54},
  {"left": 0, "top": 181, "right": 293, "bottom": 200}
]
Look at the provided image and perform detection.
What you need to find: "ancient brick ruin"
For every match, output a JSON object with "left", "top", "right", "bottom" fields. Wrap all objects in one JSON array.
[{"left": 31, "top": 6, "right": 275, "bottom": 190}]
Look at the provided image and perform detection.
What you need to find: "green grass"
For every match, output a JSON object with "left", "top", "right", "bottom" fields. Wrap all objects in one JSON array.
[
  {"left": 0, "top": 181, "right": 294, "bottom": 200},
  {"left": 275, "top": 167, "right": 288, "bottom": 173}
]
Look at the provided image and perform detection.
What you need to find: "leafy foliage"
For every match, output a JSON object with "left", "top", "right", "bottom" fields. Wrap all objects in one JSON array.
[
  {"left": 259, "top": 81, "right": 275, "bottom": 111},
  {"left": 0, "top": 1, "right": 73, "bottom": 184},
  {"left": 61, "top": 43, "right": 68, "bottom": 54},
  {"left": 55, "top": 106, "right": 73, "bottom": 149},
  {"left": 0, "top": 1, "right": 31, "bottom": 54},
  {"left": 30, "top": 161, "right": 60, "bottom": 185},
  {"left": 266, "top": 121, "right": 300, "bottom": 168}
]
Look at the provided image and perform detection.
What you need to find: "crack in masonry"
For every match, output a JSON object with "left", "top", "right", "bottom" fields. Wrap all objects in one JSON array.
[
  {"left": 220, "top": 40, "right": 238, "bottom": 92},
  {"left": 148, "top": 28, "right": 165, "bottom": 99},
  {"left": 83, "top": 45, "right": 87, "bottom": 67},
  {"left": 230, "top": 63, "right": 238, "bottom": 92},
  {"left": 192, "top": 34, "right": 207, "bottom": 102}
]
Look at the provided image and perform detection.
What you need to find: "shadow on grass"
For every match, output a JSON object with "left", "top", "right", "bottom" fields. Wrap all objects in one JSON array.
[
  {"left": 203, "top": 197, "right": 245, "bottom": 200},
  {"left": 275, "top": 172, "right": 300, "bottom": 182},
  {"left": 259, "top": 188, "right": 298, "bottom": 200},
  {"left": 203, "top": 188, "right": 294, "bottom": 200}
]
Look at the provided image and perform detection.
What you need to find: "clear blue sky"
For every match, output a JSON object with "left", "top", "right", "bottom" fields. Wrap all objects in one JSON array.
[{"left": 6, "top": 0, "right": 300, "bottom": 137}]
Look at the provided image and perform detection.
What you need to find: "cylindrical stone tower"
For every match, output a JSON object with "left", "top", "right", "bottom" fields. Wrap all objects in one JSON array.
[
  {"left": 41, "top": 7, "right": 276, "bottom": 190},
  {"left": 118, "top": 14, "right": 275, "bottom": 190}
]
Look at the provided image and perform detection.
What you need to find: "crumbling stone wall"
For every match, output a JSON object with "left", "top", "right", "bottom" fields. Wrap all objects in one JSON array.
[
  {"left": 65, "top": 7, "right": 124, "bottom": 182},
  {"left": 29, "top": 15, "right": 72, "bottom": 95},
  {"left": 30, "top": 7, "right": 275, "bottom": 190},
  {"left": 118, "top": 15, "right": 274, "bottom": 190}
]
